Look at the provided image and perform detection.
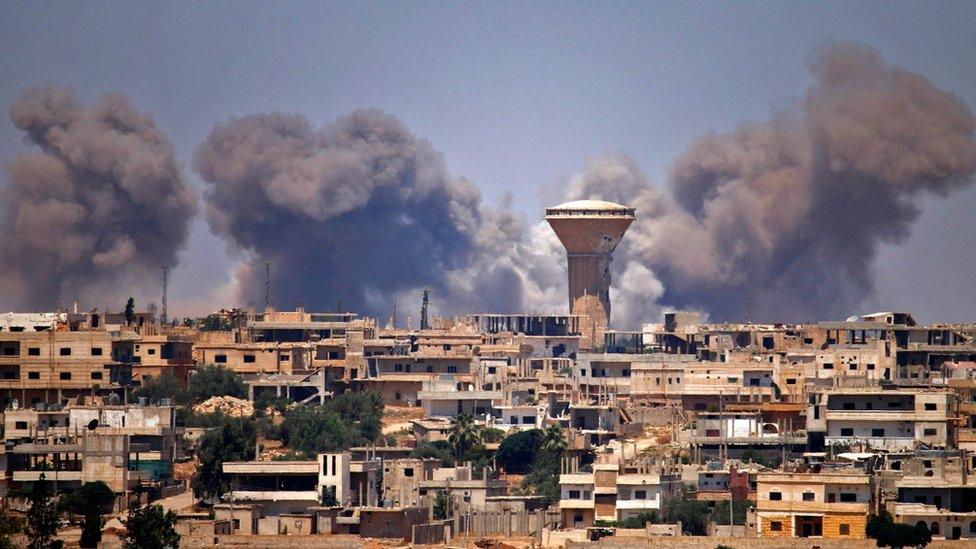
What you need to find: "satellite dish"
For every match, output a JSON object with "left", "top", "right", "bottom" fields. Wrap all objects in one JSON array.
[
  {"left": 88, "top": 419, "right": 99, "bottom": 430},
  {"left": 10, "top": 399, "right": 19, "bottom": 410}
]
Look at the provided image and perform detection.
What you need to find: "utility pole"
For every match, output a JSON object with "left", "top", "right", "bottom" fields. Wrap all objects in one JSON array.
[{"left": 161, "top": 266, "right": 168, "bottom": 325}]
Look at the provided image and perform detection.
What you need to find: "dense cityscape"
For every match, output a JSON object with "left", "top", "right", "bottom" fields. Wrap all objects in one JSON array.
[
  {"left": 1, "top": 199, "right": 975, "bottom": 548},
  {"left": 3, "top": 3, "right": 976, "bottom": 548}
]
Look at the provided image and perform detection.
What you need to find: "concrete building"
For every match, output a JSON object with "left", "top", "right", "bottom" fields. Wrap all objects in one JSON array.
[
  {"left": 756, "top": 471, "right": 872, "bottom": 539},
  {"left": 3, "top": 402, "right": 183, "bottom": 507},
  {"left": 808, "top": 387, "right": 955, "bottom": 451},
  {"left": 222, "top": 452, "right": 379, "bottom": 533},
  {"left": 558, "top": 454, "right": 681, "bottom": 528}
]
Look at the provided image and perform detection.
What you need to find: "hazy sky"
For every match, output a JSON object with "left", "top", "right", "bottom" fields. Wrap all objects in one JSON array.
[{"left": 2, "top": 1, "right": 975, "bottom": 322}]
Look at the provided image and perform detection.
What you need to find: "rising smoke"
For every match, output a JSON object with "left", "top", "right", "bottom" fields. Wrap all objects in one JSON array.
[
  {"left": 0, "top": 87, "right": 197, "bottom": 310},
  {"left": 197, "top": 109, "right": 538, "bottom": 318},
  {"left": 198, "top": 43, "right": 976, "bottom": 326},
  {"left": 559, "top": 42, "right": 976, "bottom": 324}
]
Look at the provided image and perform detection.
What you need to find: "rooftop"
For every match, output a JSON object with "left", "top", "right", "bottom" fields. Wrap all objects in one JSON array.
[{"left": 545, "top": 199, "right": 635, "bottom": 216}]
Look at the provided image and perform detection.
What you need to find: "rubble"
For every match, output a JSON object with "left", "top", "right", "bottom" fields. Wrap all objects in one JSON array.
[{"left": 192, "top": 395, "right": 254, "bottom": 417}]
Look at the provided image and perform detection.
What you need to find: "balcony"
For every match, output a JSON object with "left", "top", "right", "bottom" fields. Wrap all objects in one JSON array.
[
  {"left": 14, "top": 470, "right": 82, "bottom": 482},
  {"left": 616, "top": 499, "right": 662, "bottom": 510},
  {"left": 229, "top": 490, "right": 319, "bottom": 502},
  {"left": 757, "top": 501, "right": 868, "bottom": 514},
  {"left": 558, "top": 499, "right": 595, "bottom": 510},
  {"left": 825, "top": 410, "right": 945, "bottom": 421}
]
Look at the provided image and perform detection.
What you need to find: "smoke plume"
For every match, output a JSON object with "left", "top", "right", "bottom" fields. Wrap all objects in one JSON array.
[
  {"left": 197, "top": 109, "right": 539, "bottom": 317},
  {"left": 199, "top": 42, "right": 975, "bottom": 326},
  {"left": 0, "top": 87, "right": 197, "bottom": 310},
  {"left": 561, "top": 42, "right": 976, "bottom": 323}
]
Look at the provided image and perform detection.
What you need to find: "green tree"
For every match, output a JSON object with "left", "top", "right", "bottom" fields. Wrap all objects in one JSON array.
[
  {"left": 867, "top": 511, "right": 931, "bottom": 548},
  {"left": 124, "top": 298, "right": 135, "bottom": 326},
  {"left": 321, "top": 486, "right": 338, "bottom": 506},
  {"left": 132, "top": 371, "right": 186, "bottom": 404},
  {"left": 0, "top": 500, "right": 23, "bottom": 549},
  {"left": 278, "top": 392, "right": 383, "bottom": 455},
  {"left": 480, "top": 427, "right": 506, "bottom": 444},
  {"left": 496, "top": 429, "right": 544, "bottom": 474},
  {"left": 200, "top": 314, "right": 232, "bottom": 331},
  {"left": 447, "top": 413, "right": 481, "bottom": 461},
  {"left": 59, "top": 481, "right": 116, "bottom": 517},
  {"left": 121, "top": 504, "right": 180, "bottom": 549},
  {"left": 542, "top": 424, "right": 566, "bottom": 454},
  {"left": 25, "top": 474, "right": 63, "bottom": 549},
  {"left": 79, "top": 508, "right": 102, "bottom": 549},
  {"left": 410, "top": 440, "right": 455, "bottom": 467},
  {"left": 711, "top": 500, "right": 752, "bottom": 525},
  {"left": 432, "top": 491, "right": 449, "bottom": 520},
  {"left": 665, "top": 494, "right": 710, "bottom": 535},
  {"left": 184, "top": 364, "right": 246, "bottom": 404},
  {"left": 620, "top": 512, "right": 660, "bottom": 528},
  {"left": 195, "top": 417, "right": 256, "bottom": 501}
]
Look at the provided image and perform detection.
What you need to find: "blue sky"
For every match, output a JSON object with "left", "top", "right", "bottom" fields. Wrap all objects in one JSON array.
[{"left": 2, "top": 1, "right": 975, "bottom": 321}]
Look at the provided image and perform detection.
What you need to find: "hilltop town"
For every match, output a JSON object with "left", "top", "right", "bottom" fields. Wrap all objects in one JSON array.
[{"left": 0, "top": 202, "right": 974, "bottom": 549}]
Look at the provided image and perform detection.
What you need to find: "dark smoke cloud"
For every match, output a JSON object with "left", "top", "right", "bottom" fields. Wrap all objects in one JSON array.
[
  {"left": 0, "top": 87, "right": 197, "bottom": 310},
  {"left": 560, "top": 42, "right": 976, "bottom": 323},
  {"left": 198, "top": 42, "right": 975, "bottom": 326},
  {"left": 197, "top": 109, "right": 532, "bottom": 317}
]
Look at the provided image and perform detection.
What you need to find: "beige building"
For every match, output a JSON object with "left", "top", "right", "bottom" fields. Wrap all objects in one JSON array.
[{"left": 756, "top": 471, "right": 872, "bottom": 539}]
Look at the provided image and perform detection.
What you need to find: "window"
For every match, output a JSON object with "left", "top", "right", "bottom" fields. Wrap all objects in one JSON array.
[
  {"left": 634, "top": 490, "right": 646, "bottom": 499},
  {"left": 786, "top": 378, "right": 796, "bottom": 385},
  {"left": 769, "top": 491, "right": 782, "bottom": 501},
  {"left": 487, "top": 367, "right": 496, "bottom": 374},
  {"left": 15, "top": 421, "right": 27, "bottom": 429},
  {"left": 923, "top": 428, "right": 937, "bottom": 436},
  {"left": 404, "top": 468, "right": 414, "bottom": 477},
  {"left": 823, "top": 363, "right": 834, "bottom": 369},
  {"left": 924, "top": 403, "right": 937, "bottom": 411},
  {"left": 394, "top": 392, "right": 402, "bottom": 401},
  {"left": 243, "top": 354, "right": 256, "bottom": 363},
  {"left": 866, "top": 363, "right": 875, "bottom": 370},
  {"left": 841, "top": 428, "right": 854, "bottom": 436},
  {"left": 843, "top": 402, "right": 856, "bottom": 410},
  {"left": 28, "top": 347, "right": 40, "bottom": 356},
  {"left": 91, "top": 347, "right": 103, "bottom": 356},
  {"left": 770, "top": 521, "right": 782, "bottom": 532},
  {"left": 59, "top": 347, "right": 71, "bottom": 356},
  {"left": 568, "top": 490, "right": 580, "bottom": 499},
  {"left": 802, "top": 492, "right": 815, "bottom": 501},
  {"left": 839, "top": 524, "right": 850, "bottom": 535},
  {"left": 280, "top": 354, "right": 290, "bottom": 361},
  {"left": 872, "top": 428, "right": 885, "bottom": 437},
  {"left": 447, "top": 366, "right": 458, "bottom": 374},
  {"left": 91, "top": 372, "right": 102, "bottom": 380},
  {"left": 59, "top": 372, "right": 71, "bottom": 380},
  {"left": 522, "top": 416, "right": 534, "bottom": 424},
  {"left": 28, "top": 371, "right": 40, "bottom": 380},
  {"left": 839, "top": 493, "right": 857, "bottom": 502},
  {"left": 214, "top": 354, "right": 227, "bottom": 363}
]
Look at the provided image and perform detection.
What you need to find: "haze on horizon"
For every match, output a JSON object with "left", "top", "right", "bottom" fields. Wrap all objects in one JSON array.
[{"left": 2, "top": 1, "right": 976, "bottom": 327}]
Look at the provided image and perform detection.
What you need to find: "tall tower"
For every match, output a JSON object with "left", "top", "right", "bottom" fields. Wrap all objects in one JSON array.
[{"left": 545, "top": 200, "right": 635, "bottom": 349}]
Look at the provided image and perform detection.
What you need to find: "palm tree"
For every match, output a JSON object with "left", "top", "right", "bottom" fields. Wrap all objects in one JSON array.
[
  {"left": 448, "top": 413, "right": 480, "bottom": 460},
  {"left": 542, "top": 424, "right": 566, "bottom": 455}
]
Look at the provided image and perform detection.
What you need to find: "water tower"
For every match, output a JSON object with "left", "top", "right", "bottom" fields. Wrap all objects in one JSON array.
[{"left": 545, "top": 200, "right": 635, "bottom": 349}]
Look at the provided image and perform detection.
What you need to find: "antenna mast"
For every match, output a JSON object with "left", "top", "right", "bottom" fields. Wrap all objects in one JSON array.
[
  {"left": 161, "top": 266, "right": 168, "bottom": 325},
  {"left": 264, "top": 262, "right": 271, "bottom": 310}
]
